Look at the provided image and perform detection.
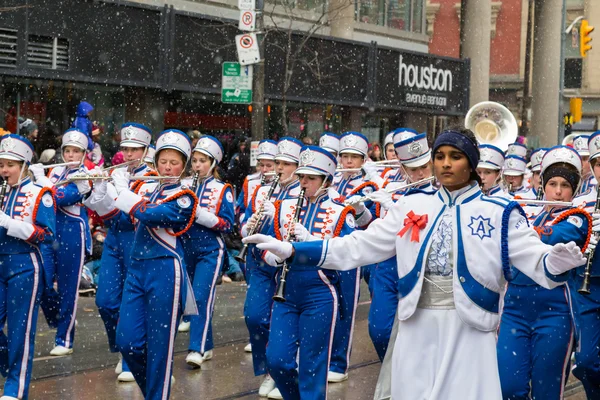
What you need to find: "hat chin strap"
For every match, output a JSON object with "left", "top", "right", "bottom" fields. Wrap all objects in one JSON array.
[
  {"left": 14, "top": 161, "right": 28, "bottom": 187},
  {"left": 312, "top": 176, "right": 330, "bottom": 198}
]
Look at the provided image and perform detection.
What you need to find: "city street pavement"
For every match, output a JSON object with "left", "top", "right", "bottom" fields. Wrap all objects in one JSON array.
[{"left": 7, "top": 280, "right": 586, "bottom": 399}]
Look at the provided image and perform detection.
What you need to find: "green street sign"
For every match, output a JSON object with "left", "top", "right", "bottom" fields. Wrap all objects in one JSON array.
[{"left": 222, "top": 62, "right": 253, "bottom": 104}]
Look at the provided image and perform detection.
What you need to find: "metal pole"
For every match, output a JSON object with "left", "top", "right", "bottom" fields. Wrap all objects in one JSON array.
[
  {"left": 558, "top": 0, "right": 567, "bottom": 143},
  {"left": 251, "top": 3, "right": 265, "bottom": 141},
  {"left": 520, "top": 0, "right": 534, "bottom": 137}
]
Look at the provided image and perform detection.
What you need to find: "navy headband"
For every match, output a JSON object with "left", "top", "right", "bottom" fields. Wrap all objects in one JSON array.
[{"left": 432, "top": 130, "right": 479, "bottom": 172}]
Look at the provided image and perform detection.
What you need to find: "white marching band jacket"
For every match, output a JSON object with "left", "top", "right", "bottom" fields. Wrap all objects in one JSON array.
[{"left": 290, "top": 183, "right": 569, "bottom": 332}]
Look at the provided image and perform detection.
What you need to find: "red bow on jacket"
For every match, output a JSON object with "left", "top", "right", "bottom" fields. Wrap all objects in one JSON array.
[{"left": 398, "top": 211, "right": 428, "bottom": 242}]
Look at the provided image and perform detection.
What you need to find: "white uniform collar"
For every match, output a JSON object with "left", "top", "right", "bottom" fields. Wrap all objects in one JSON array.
[{"left": 437, "top": 182, "right": 480, "bottom": 206}]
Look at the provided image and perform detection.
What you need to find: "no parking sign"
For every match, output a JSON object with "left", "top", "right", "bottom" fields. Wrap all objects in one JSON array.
[{"left": 235, "top": 33, "right": 262, "bottom": 66}]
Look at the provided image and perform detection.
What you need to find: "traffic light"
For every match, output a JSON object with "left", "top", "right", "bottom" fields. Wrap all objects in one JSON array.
[
  {"left": 570, "top": 97, "right": 583, "bottom": 123},
  {"left": 580, "top": 19, "right": 594, "bottom": 58}
]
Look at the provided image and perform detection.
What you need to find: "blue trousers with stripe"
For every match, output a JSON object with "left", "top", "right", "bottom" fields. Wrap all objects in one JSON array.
[
  {"left": 0, "top": 252, "right": 42, "bottom": 400},
  {"left": 267, "top": 269, "right": 338, "bottom": 400},
  {"left": 243, "top": 248, "right": 278, "bottom": 376},
  {"left": 184, "top": 237, "right": 226, "bottom": 354},
  {"left": 497, "top": 284, "right": 573, "bottom": 400},
  {"left": 368, "top": 257, "right": 398, "bottom": 362},
  {"left": 116, "top": 257, "right": 184, "bottom": 400},
  {"left": 329, "top": 267, "right": 361, "bottom": 374},
  {"left": 570, "top": 276, "right": 600, "bottom": 399}
]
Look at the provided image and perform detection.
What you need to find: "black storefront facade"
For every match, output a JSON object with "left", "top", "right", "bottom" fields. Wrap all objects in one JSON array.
[{"left": 0, "top": 0, "right": 469, "bottom": 157}]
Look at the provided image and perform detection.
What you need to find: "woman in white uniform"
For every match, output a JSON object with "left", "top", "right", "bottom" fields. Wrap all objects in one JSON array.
[{"left": 244, "top": 127, "right": 588, "bottom": 400}]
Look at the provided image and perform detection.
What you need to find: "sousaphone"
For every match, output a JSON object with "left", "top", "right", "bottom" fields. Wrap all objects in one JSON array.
[
  {"left": 465, "top": 101, "right": 518, "bottom": 151},
  {"left": 562, "top": 133, "right": 577, "bottom": 146}
]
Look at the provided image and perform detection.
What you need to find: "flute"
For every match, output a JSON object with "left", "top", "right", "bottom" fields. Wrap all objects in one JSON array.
[
  {"left": 55, "top": 174, "right": 173, "bottom": 186},
  {"left": 344, "top": 177, "right": 435, "bottom": 206},
  {"left": 273, "top": 188, "right": 306, "bottom": 303},
  {"left": 42, "top": 161, "right": 80, "bottom": 169}
]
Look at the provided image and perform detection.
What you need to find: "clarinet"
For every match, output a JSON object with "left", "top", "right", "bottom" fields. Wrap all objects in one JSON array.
[
  {"left": 535, "top": 186, "right": 543, "bottom": 200},
  {"left": 579, "top": 186, "right": 600, "bottom": 295},
  {"left": 273, "top": 188, "right": 306, "bottom": 303},
  {"left": 0, "top": 179, "right": 7, "bottom": 209},
  {"left": 235, "top": 174, "right": 281, "bottom": 263},
  {"left": 190, "top": 172, "right": 200, "bottom": 192}
]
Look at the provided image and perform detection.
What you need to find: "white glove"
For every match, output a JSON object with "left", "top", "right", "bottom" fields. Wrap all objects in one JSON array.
[
  {"left": 0, "top": 210, "right": 10, "bottom": 229},
  {"left": 112, "top": 169, "right": 130, "bottom": 195},
  {"left": 361, "top": 161, "right": 379, "bottom": 181},
  {"left": 91, "top": 179, "right": 108, "bottom": 202},
  {"left": 592, "top": 213, "right": 600, "bottom": 233},
  {"left": 29, "top": 163, "right": 45, "bottom": 180},
  {"left": 263, "top": 251, "right": 283, "bottom": 267},
  {"left": 262, "top": 200, "right": 275, "bottom": 218},
  {"left": 294, "top": 222, "right": 315, "bottom": 242},
  {"left": 585, "top": 235, "right": 598, "bottom": 255},
  {"left": 545, "top": 241, "right": 587, "bottom": 275},
  {"left": 70, "top": 172, "right": 91, "bottom": 195},
  {"left": 243, "top": 234, "right": 294, "bottom": 261},
  {"left": 368, "top": 189, "right": 394, "bottom": 211},
  {"left": 195, "top": 206, "right": 219, "bottom": 228},
  {"left": 346, "top": 195, "right": 366, "bottom": 214},
  {"left": 245, "top": 212, "right": 261, "bottom": 234}
]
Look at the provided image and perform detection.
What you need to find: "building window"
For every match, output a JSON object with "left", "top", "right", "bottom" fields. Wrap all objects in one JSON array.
[
  {"left": 27, "top": 35, "right": 69, "bottom": 70},
  {"left": 564, "top": 58, "right": 582, "bottom": 89},
  {"left": 0, "top": 28, "right": 18, "bottom": 69},
  {"left": 356, "top": 0, "right": 424, "bottom": 33}
]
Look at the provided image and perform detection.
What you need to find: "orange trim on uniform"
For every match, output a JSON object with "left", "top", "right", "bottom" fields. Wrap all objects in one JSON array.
[
  {"left": 273, "top": 200, "right": 283, "bottom": 241},
  {"left": 333, "top": 206, "right": 356, "bottom": 237},
  {"left": 380, "top": 167, "right": 392, "bottom": 179},
  {"left": 28, "top": 187, "right": 54, "bottom": 243},
  {"left": 215, "top": 183, "right": 233, "bottom": 216},
  {"left": 164, "top": 189, "right": 199, "bottom": 237},
  {"left": 99, "top": 207, "right": 120, "bottom": 221},
  {"left": 250, "top": 184, "right": 262, "bottom": 213},
  {"left": 552, "top": 208, "right": 593, "bottom": 253},
  {"left": 242, "top": 177, "right": 250, "bottom": 207},
  {"left": 132, "top": 171, "right": 158, "bottom": 194},
  {"left": 347, "top": 181, "right": 379, "bottom": 197}
]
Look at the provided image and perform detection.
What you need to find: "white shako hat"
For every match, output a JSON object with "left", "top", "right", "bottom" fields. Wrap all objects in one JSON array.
[
  {"left": 319, "top": 132, "right": 340, "bottom": 154},
  {"left": 275, "top": 137, "right": 303, "bottom": 164},
  {"left": 478, "top": 144, "right": 505, "bottom": 170},
  {"left": 506, "top": 142, "right": 528, "bottom": 158},
  {"left": 503, "top": 155, "right": 527, "bottom": 176},
  {"left": 339, "top": 131, "right": 369, "bottom": 156},
  {"left": 154, "top": 129, "right": 192, "bottom": 166},
  {"left": 143, "top": 144, "right": 156, "bottom": 164},
  {"left": 392, "top": 128, "right": 420, "bottom": 144},
  {"left": 0, "top": 134, "right": 35, "bottom": 163},
  {"left": 193, "top": 135, "right": 224, "bottom": 164},
  {"left": 120, "top": 122, "right": 152, "bottom": 148},
  {"left": 384, "top": 131, "right": 395, "bottom": 147},
  {"left": 256, "top": 139, "right": 278, "bottom": 161},
  {"left": 295, "top": 145, "right": 338, "bottom": 178},
  {"left": 588, "top": 131, "right": 600, "bottom": 162},
  {"left": 573, "top": 135, "right": 590, "bottom": 157},
  {"left": 540, "top": 145, "right": 582, "bottom": 175},
  {"left": 394, "top": 133, "right": 431, "bottom": 168},
  {"left": 529, "top": 148, "right": 548, "bottom": 172},
  {"left": 61, "top": 128, "right": 90, "bottom": 151}
]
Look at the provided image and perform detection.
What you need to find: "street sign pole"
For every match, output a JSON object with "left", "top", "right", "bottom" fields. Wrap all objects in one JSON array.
[{"left": 250, "top": 1, "right": 265, "bottom": 140}]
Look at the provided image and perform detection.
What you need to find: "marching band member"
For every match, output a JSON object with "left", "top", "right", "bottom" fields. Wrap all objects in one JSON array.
[
  {"left": 241, "top": 137, "right": 302, "bottom": 397},
  {"left": 328, "top": 131, "right": 374, "bottom": 383},
  {"left": 366, "top": 132, "right": 435, "bottom": 362},
  {"left": 112, "top": 129, "right": 197, "bottom": 400},
  {"left": 502, "top": 155, "right": 530, "bottom": 197},
  {"left": 497, "top": 145, "right": 590, "bottom": 399},
  {"left": 263, "top": 145, "right": 354, "bottom": 400},
  {"left": 144, "top": 144, "right": 156, "bottom": 170},
  {"left": 244, "top": 127, "right": 588, "bottom": 400},
  {"left": 571, "top": 130, "right": 600, "bottom": 398},
  {"left": 528, "top": 148, "right": 548, "bottom": 197},
  {"left": 235, "top": 140, "right": 277, "bottom": 225},
  {"left": 476, "top": 144, "right": 506, "bottom": 196},
  {"left": 181, "top": 135, "right": 234, "bottom": 368},
  {"left": 574, "top": 135, "right": 596, "bottom": 193},
  {"left": 0, "top": 135, "right": 55, "bottom": 400},
  {"left": 318, "top": 132, "right": 340, "bottom": 159},
  {"left": 43, "top": 129, "right": 92, "bottom": 356},
  {"left": 83, "top": 122, "right": 153, "bottom": 381}
]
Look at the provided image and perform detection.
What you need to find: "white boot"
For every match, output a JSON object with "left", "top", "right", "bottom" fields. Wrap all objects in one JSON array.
[
  {"left": 244, "top": 343, "right": 252, "bottom": 353},
  {"left": 202, "top": 350, "right": 213, "bottom": 361},
  {"left": 185, "top": 352, "right": 204, "bottom": 368},
  {"left": 117, "top": 371, "right": 135, "bottom": 382},
  {"left": 115, "top": 354, "right": 123, "bottom": 374},
  {"left": 258, "top": 375, "right": 276, "bottom": 397},
  {"left": 0, "top": 396, "right": 19, "bottom": 400},
  {"left": 178, "top": 321, "right": 190, "bottom": 332},
  {"left": 267, "top": 388, "right": 283, "bottom": 399},
  {"left": 50, "top": 345, "right": 73, "bottom": 356},
  {"left": 327, "top": 371, "right": 348, "bottom": 382}
]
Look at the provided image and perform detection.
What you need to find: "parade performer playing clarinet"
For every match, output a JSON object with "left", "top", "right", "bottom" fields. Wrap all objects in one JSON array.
[
  {"left": 0, "top": 134, "right": 55, "bottom": 400},
  {"left": 244, "top": 127, "right": 587, "bottom": 400}
]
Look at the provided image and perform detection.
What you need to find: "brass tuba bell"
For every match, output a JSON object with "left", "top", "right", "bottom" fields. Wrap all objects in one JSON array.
[{"left": 465, "top": 101, "right": 519, "bottom": 151}]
